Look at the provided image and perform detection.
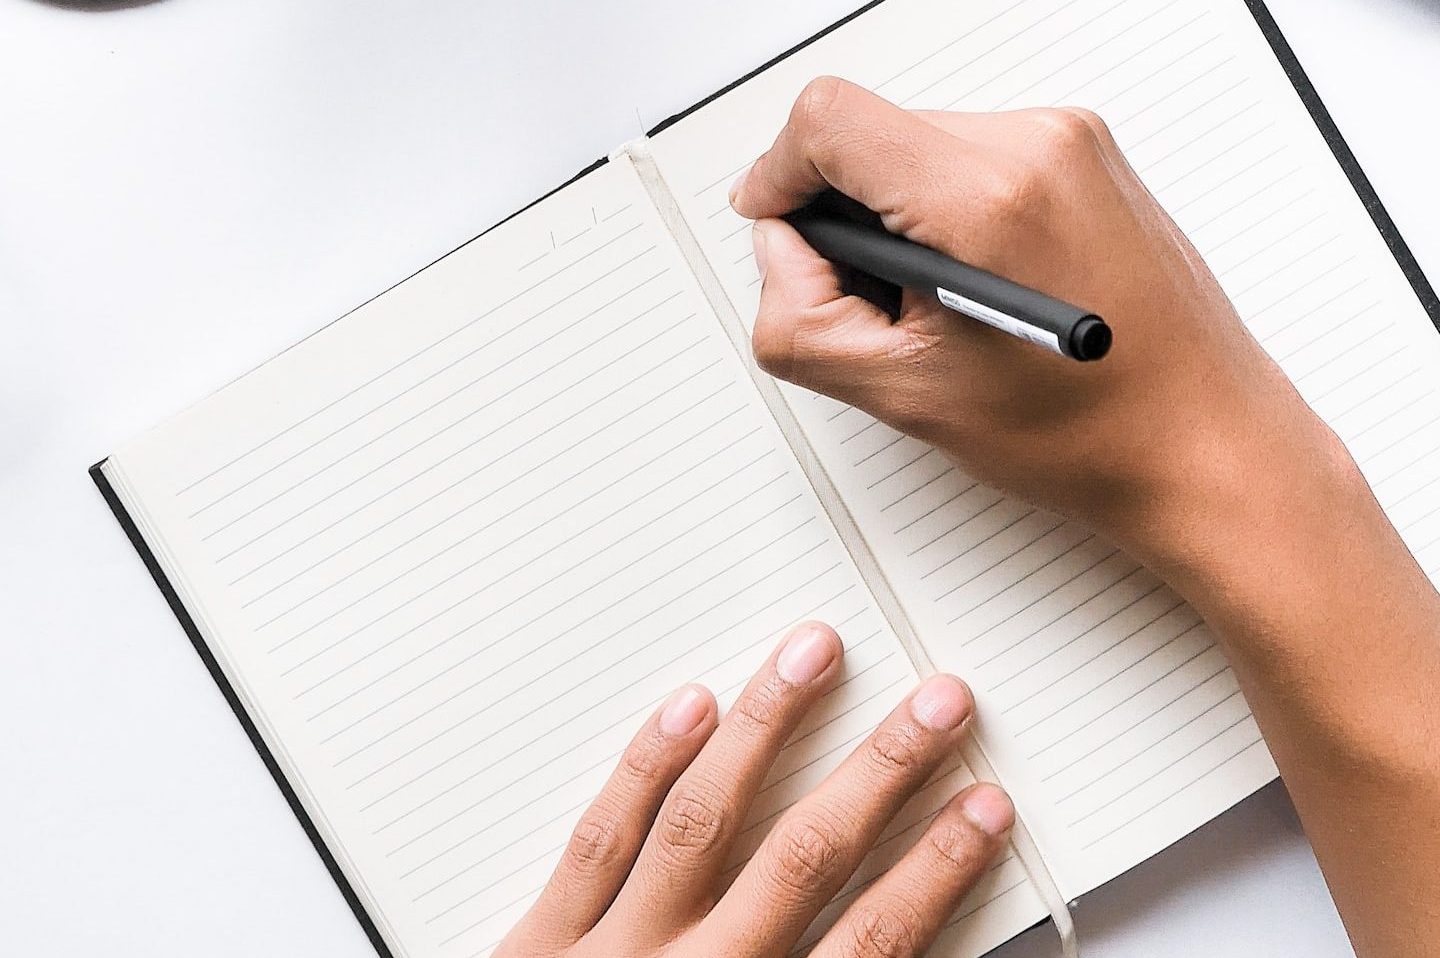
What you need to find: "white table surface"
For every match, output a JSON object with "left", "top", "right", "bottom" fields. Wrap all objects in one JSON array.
[{"left": 2, "top": 0, "right": 1436, "bottom": 954}]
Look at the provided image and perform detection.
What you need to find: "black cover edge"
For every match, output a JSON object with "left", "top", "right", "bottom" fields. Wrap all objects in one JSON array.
[
  {"left": 88, "top": 2, "right": 1440, "bottom": 953},
  {"left": 646, "top": 0, "right": 888, "bottom": 138},
  {"left": 1245, "top": 0, "right": 1440, "bottom": 332},
  {"left": 88, "top": 458, "right": 397, "bottom": 958}
]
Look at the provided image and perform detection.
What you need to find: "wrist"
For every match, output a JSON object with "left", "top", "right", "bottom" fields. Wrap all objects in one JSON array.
[
  {"left": 1108, "top": 386, "right": 1440, "bottom": 796},
  {"left": 1101, "top": 405, "right": 1369, "bottom": 634}
]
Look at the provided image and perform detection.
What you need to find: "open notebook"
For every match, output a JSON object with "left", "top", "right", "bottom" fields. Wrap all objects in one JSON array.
[{"left": 93, "top": 1, "right": 1440, "bottom": 956}]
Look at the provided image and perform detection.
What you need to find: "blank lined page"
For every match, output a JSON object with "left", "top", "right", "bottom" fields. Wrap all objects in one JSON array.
[
  {"left": 648, "top": 0, "right": 1440, "bottom": 898},
  {"left": 107, "top": 157, "right": 1029, "bottom": 956}
]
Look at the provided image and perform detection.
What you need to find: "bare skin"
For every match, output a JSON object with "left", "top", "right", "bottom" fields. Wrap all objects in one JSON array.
[
  {"left": 500, "top": 77, "right": 1440, "bottom": 958},
  {"left": 498, "top": 625, "right": 1014, "bottom": 958}
]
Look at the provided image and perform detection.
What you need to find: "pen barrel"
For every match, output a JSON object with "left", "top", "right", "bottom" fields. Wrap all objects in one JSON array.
[{"left": 783, "top": 211, "right": 1110, "bottom": 361}]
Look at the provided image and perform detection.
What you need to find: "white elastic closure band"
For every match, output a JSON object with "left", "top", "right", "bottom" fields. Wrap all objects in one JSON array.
[{"left": 619, "top": 136, "right": 1079, "bottom": 958}]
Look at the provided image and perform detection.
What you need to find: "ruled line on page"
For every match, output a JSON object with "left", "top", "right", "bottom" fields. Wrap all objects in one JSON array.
[
  {"left": 349, "top": 544, "right": 831, "bottom": 807},
  {"left": 1088, "top": 34, "right": 1225, "bottom": 110},
  {"left": 1055, "top": 688, "right": 1245, "bottom": 805},
  {"left": 1040, "top": 656, "right": 1231, "bottom": 783},
  {"left": 1008, "top": 604, "right": 1198, "bottom": 717},
  {"left": 921, "top": 510, "right": 1043, "bottom": 582},
  {"left": 1078, "top": 735, "right": 1265, "bottom": 849},
  {"left": 1013, "top": 615, "right": 1206, "bottom": 738},
  {"left": 990, "top": 0, "right": 1195, "bottom": 112},
  {"left": 270, "top": 393, "right": 745, "bottom": 663},
  {"left": 169, "top": 221, "right": 649, "bottom": 498},
  {"left": 240, "top": 324, "right": 709, "bottom": 611},
  {"left": 897, "top": 0, "right": 1092, "bottom": 107},
  {"left": 320, "top": 465, "right": 789, "bottom": 757},
  {"left": 937, "top": 0, "right": 1137, "bottom": 110},
  {"left": 244, "top": 366, "right": 742, "bottom": 616},
  {"left": 204, "top": 269, "right": 681, "bottom": 555},
  {"left": 384, "top": 607, "right": 882, "bottom": 869},
  {"left": 1108, "top": 56, "right": 1237, "bottom": 134},
  {"left": 391, "top": 629, "right": 884, "bottom": 886},
  {"left": 369, "top": 579, "right": 864, "bottom": 838},
  {"left": 189, "top": 257, "right": 668, "bottom": 526},
  {"left": 269, "top": 394, "right": 745, "bottom": 673},
  {"left": 990, "top": 588, "right": 1177, "bottom": 695},
  {"left": 414, "top": 642, "right": 900, "bottom": 911},
  {"left": 248, "top": 389, "right": 747, "bottom": 635},
  {"left": 931, "top": 520, "right": 1071, "bottom": 605},
  {"left": 871, "top": 0, "right": 1033, "bottom": 93},
  {"left": 284, "top": 458, "right": 793, "bottom": 697},
  {"left": 966, "top": 560, "right": 1140, "bottom": 657},
  {"left": 945, "top": 533, "right": 1100, "bottom": 623},
  {"left": 365, "top": 577, "right": 851, "bottom": 832},
  {"left": 1023, "top": 623, "right": 1211, "bottom": 762},
  {"left": 422, "top": 640, "right": 916, "bottom": 939},
  {"left": 324, "top": 487, "right": 802, "bottom": 762},
  {"left": 339, "top": 522, "right": 825, "bottom": 788}
]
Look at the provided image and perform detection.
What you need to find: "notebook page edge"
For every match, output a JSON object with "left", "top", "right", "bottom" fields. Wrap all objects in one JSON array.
[{"left": 92, "top": 456, "right": 407, "bottom": 958}]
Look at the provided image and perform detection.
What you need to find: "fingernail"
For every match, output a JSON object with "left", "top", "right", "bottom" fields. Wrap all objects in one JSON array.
[
  {"left": 751, "top": 222, "right": 769, "bottom": 282},
  {"left": 776, "top": 623, "right": 840, "bottom": 685},
  {"left": 728, "top": 164, "right": 752, "bottom": 208},
  {"left": 960, "top": 784, "right": 1015, "bottom": 837},
  {"left": 911, "top": 675, "right": 973, "bottom": 731},
  {"left": 660, "top": 685, "right": 709, "bottom": 737}
]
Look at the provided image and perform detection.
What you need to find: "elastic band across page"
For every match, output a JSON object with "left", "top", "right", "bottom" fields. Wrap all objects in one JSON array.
[{"left": 618, "top": 137, "right": 1080, "bottom": 958}]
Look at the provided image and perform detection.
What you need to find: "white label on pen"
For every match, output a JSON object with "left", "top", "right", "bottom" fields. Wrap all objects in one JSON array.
[{"left": 936, "top": 286, "right": 1063, "bottom": 355}]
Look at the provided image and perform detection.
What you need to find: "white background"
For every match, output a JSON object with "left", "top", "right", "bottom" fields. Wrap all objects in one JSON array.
[{"left": 2, "top": 0, "right": 1436, "bottom": 954}]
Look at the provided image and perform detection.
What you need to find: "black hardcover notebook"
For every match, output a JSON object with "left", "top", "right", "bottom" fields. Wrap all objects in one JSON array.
[{"left": 92, "top": 2, "right": 1440, "bottom": 956}]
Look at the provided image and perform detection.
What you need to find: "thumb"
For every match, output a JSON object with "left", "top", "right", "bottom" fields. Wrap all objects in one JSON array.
[{"left": 750, "top": 217, "right": 902, "bottom": 406}]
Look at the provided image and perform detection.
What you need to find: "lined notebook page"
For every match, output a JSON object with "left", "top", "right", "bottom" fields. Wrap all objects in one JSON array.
[
  {"left": 106, "top": 156, "right": 1044, "bottom": 957},
  {"left": 649, "top": 0, "right": 1440, "bottom": 898}
]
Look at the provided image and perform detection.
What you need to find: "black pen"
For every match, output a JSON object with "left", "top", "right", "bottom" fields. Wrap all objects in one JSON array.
[{"left": 782, "top": 206, "right": 1112, "bottom": 362}]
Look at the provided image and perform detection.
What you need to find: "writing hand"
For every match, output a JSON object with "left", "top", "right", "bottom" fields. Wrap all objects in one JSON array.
[{"left": 729, "top": 76, "right": 1333, "bottom": 575}]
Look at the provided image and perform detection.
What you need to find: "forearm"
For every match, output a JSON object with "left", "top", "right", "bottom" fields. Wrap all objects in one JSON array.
[{"left": 1127, "top": 414, "right": 1440, "bottom": 957}]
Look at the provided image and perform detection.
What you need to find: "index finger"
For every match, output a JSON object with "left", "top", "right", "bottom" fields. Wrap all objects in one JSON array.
[
  {"left": 701, "top": 674, "right": 976, "bottom": 956},
  {"left": 728, "top": 76, "right": 972, "bottom": 226}
]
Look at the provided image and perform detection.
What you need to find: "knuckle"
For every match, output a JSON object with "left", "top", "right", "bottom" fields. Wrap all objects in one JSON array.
[
  {"left": 729, "top": 674, "right": 790, "bottom": 736},
  {"left": 791, "top": 75, "right": 849, "bottom": 133},
  {"left": 768, "top": 815, "right": 847, "bottom": 896},
  {"left": 974, "top": 108, "right": 1103, "bottom": 226},
  {"left": 619, "top": 733, "right": 666, "bottom": 782},
  {"left": 564, "top": 810, "right": 624, "bottom": 872},
  {"left": 1031, "top": 107, "right": 1100, "bottom": 156},
  {"left": 975, "top": 164, "right": 1050, "bottom": 226},
  {"left": 752, "top": 313, "right": 797, "bottom": 381},
  {"left": 1060, "top": 106, "right": 1111, "bottom": 140},
  {"left": 925, "top": 820, "right": 985, "bottom": 871},
  {"left": 656, "top": 786, "right": 729, "bottom": 862},
  {"left": 841, "top": 905, "right": 923, "bottom": 958},
  {"left": 865, "top": 721, "right": 932, "bottom": 777}
]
